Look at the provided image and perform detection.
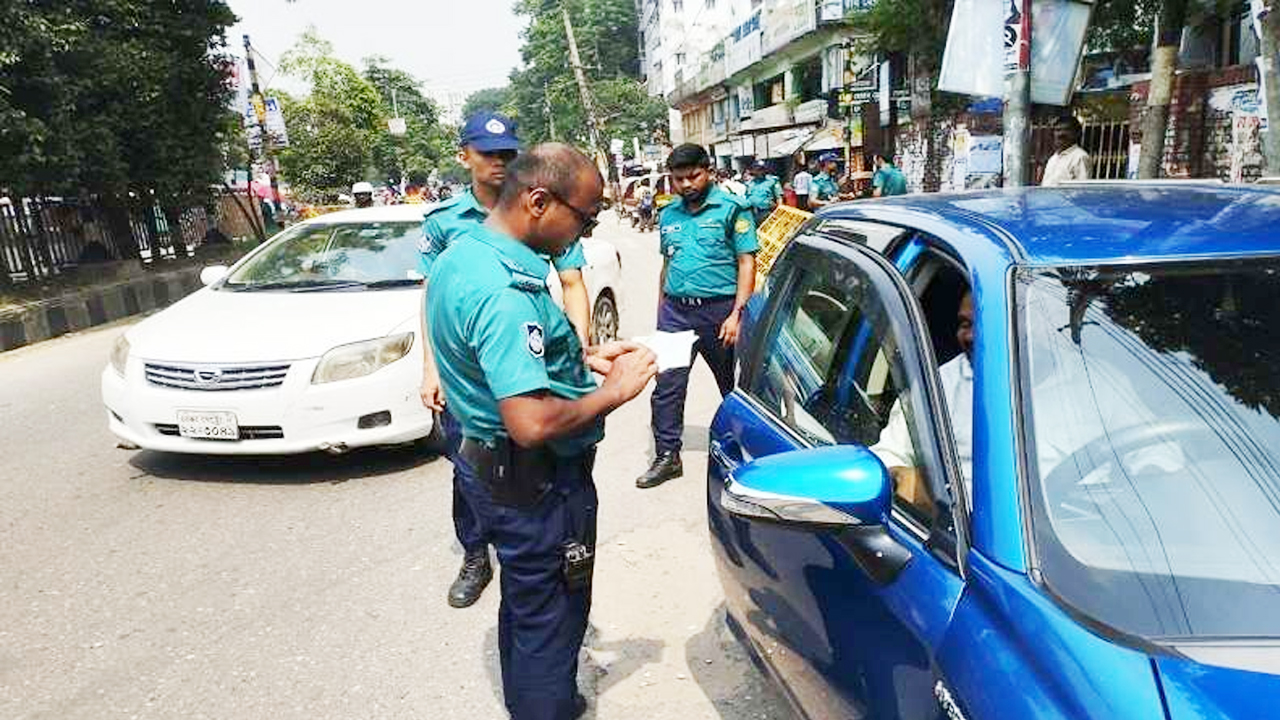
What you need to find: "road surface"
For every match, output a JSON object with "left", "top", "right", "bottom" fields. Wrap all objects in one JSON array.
[{"left": 0, "top": 212, "right": 795, "bottom": 720}]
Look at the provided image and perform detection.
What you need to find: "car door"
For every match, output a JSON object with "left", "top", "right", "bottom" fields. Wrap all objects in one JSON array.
[{"left": 708, "top": 231, "right": 967, "bottom": 720}]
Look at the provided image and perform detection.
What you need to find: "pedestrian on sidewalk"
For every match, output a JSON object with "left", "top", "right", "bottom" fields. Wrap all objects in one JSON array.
[
  {"left": 1041, "top": 116, "right": 1092, "bottom": 186},
  {"left": 871, "top": 151, "right": 909, "bottom": 197},
  {"left": 637, "top": 144, "right": 759, "bottom": 489},
  {"left": 427, "top": 143, "right": 657, "bottom": 719},
  {"left": 791, "top": 162, "right": 813, "bottom": 210},
  {"left": 418, "top": 112, "right": 593, "bottom": 610}
]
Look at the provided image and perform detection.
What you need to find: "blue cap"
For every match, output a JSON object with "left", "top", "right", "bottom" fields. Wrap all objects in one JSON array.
[
  {"left": 818, "top": 152, "right": 840, "bottom": 163},
  {"left": 459, "top": 112, "right": 520, "bottom": 152}
]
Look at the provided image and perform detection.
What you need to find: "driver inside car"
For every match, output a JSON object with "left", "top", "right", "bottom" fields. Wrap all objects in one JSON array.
[{"left": 870, "top": 290, "right": 974, "bottom": 516}]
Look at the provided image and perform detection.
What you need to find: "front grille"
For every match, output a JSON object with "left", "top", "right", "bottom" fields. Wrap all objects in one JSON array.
[
  {"left": 144, "top": 362, "right": 290, "bottom": 391},
  {"left": 154, "top": 424, "right": 285, "bottom": 440}
]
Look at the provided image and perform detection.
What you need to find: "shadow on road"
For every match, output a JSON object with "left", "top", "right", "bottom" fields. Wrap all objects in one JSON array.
[
  {"left": 684, "top": 603, "right": 797, "bottom": 720},
  {"left": 127, "top": 444, "right": 442, "bottom": 485}
]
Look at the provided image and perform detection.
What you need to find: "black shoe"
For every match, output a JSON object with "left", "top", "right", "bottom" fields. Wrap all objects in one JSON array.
[
  {"left": 571, "top": 692, "right": 588, "bottom": 719},
  {"left": 447, "top": 549, "right": 492, "bottom": 608},
  {"left": 636, "top": 452, "right": 683, "bottom": 489}
]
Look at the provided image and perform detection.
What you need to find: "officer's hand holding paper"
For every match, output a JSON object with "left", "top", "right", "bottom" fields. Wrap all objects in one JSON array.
[{"left": 631, "top": 330, "right": 698, "bottom": 372}]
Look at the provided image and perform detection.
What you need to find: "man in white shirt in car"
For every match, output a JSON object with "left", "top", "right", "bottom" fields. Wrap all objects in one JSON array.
[
  {"left": 1041, "top": 116, "right": 1091, "bottom": 186},
  {"left": 871, "top": 290, "right": 973, "bottom": 511}
]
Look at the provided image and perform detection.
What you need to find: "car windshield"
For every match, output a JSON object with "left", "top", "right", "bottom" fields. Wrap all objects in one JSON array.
[
  {"left": 1017, "top": 260, "right": 1280, "bottom": 641},
  {"left": 223, "top": 221, "right": 423, "bottom": 290}
]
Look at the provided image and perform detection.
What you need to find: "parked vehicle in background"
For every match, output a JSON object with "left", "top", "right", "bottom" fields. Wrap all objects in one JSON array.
[
  {"left": 707, "top": 185, "right": 1280, "bottom": 719},
  {"left": 102, "top": 204, "right": 622, "bottom": 455}
]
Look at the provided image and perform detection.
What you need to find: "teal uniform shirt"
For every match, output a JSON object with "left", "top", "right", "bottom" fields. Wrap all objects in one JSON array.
[
  {"left": 744, "top": 175, "right": 781, "bottom": 212},
  {"left": 427, "top": 224, "right": 601, "bottom": 457},
  {"left": 659, "top": 185, "right": 759, "bottom": 298},
  {"left": 419, "top": 189, "right": 586, "bottom": 280},
  {"left": 873, "top": 165, "right": 909, "bottom": 196},
  {"left": 812, "top": 172, "right": 840, "bottom": 201}
]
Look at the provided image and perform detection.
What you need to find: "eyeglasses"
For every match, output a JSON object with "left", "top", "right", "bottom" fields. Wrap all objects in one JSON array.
[{"left": 543, "top": 188, "right": 599, "bottom": 235}]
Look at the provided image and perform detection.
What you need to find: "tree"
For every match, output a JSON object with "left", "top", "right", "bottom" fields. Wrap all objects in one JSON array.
[
  {"left": 461, "top": 86, "right": 515, "bottom": 119},
  {"left": 1137, "top": 0, "right": 1190, "bottom": 178},
  {"left": 276, "top": 30, "right": 384, "bottom": 200},
  {"left": 0, "top": 1, "right": 237, "bottom": 208},
  {"left": 506, "top": 0, "right": 667, "bottom": 152},
  {"left": 362, "top": 57, "right": 453, "bottom": 186}
]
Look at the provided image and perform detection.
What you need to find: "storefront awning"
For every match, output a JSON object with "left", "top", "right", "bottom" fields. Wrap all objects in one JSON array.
[
  {"left": 763, "top": 128, "right": 818, "bottom": 158},
  {"left": 802, "top": 125, "right": 847, "bottom": 152}
]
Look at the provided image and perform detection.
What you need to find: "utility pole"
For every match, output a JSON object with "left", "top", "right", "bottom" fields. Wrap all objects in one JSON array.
[
  {"left": 1003, "top": 0, "right": 1033, "bottom": 186},
  {"left": 243, "top": 35, "right": 282, "bottom": 213},
  {"left": 561, "top": 4, "right": 608, "bottom": 175}
]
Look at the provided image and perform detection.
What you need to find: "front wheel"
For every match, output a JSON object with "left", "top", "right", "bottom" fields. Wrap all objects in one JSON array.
[{"left": 590, "top": 292, "right": 619, "bottom": 345}]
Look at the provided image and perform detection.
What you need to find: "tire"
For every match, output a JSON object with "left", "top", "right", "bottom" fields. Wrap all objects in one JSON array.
[{"left": 590, "top": 292, "right": 619, "bottom": 345}]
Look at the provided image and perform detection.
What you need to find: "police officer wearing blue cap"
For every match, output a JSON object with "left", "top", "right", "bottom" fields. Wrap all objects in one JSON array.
[
  {"left": 428, "top": 142, "right": 657, "bottom": 720},
  {"left": 637, "top": 143, "right": 758, "bottom": 489},
  {"left": 418, "top": 112, "right": 593, "bottom": 610},
  {"left": 808, "top": 153, "right": 841, "bottom": 208}
]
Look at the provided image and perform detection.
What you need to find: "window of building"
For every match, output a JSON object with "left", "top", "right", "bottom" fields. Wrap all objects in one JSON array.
[
  {"left": 753, "top": 73, "right": 785, "bottom": 109},
  {"left": 794, "top": 56, "right": 824, "bottom": 102},
  {"left": 676, "top": 52, "right": 686, "bottom": 66},
  {"left": 706, "top": 0, "right": 716, "bottom": 7},
  {"left": 673, "top": 0, "right": 683, "bottom": 12}
]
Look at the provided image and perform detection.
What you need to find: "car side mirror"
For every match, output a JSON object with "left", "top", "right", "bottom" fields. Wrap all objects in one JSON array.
[
  {"left": 200, "top": 265, "right": 229, "bottom": 286},
  {"left": 720, "top": 445, "right": 911, "bottom": 585}
]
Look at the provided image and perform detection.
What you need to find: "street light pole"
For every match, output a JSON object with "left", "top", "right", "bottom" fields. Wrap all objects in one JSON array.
[{"left": 243, "top": 35, "right": 282, "bottom": 210}]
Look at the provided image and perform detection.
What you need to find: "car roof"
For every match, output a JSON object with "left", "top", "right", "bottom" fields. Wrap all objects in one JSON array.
[
  {"left": 300, "top": 203, "right": 436, "bottom": 225},
  {"left": 820, "top": 184, "right": 1280, "bottom": 265}
]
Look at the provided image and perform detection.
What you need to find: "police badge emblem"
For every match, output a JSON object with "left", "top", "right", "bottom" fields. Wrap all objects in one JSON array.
[
  {"left": 735, "top": 217, "right": 750, "bottom": 233},
  {"left": 485, "top": 118, "right": 506, "bottom": 134},
  {"left": 524, "top": 322, "right": 545, "bottom": 357}
]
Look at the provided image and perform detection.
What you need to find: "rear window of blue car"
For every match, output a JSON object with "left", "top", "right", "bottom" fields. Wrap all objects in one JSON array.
[{"left": 1016, "top": 260, "right": 1280, "bottom": 641}]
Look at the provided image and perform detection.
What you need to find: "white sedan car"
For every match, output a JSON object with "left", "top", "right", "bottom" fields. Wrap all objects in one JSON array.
[{"left": 101, "top": 204, "right": 623, "bottom": 455}]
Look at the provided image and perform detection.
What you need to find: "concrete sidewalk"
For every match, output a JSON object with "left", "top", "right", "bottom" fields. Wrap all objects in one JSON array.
[{"left": 0, "top": 266, "right": 205, "bottom": 352}]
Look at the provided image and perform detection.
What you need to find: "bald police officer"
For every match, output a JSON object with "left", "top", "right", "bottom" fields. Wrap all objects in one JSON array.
[
  {"left": 428, "top": 143, "right": 657, "bottom": 720},
  {"left": 637, "top": 143, "right": 758, "bottom": 489},
  {"left": 419, "top": 113, "right": 593, "bottom": 609}
]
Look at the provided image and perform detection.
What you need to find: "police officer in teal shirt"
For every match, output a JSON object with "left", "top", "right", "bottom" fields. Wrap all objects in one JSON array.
[
  {"left": 428, "top": 143, "right": 656, "bottom": 720},
  {"left": 637, "top": 143, "right": 759, "bottom": 489},
  {"left": 418, "top": 113, "right": 594, "bottom": 611},
  {"left": 743, "top": 159, "right": 781, "bottom": 224},
  {"left": 808, "top": 153, "right": 842, "bottom": 208}
]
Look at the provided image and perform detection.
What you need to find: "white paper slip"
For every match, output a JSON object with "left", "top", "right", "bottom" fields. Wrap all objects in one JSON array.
[{"left": 632, "top": 330, "right": 698, "bottom": 371}]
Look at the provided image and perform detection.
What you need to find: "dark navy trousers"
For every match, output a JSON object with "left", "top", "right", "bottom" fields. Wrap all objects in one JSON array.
[
  {"left": 457, "top": 453, "right": 598, "bottom": 720},
  {"left": 441, "top": 410, "right": 489, "bottom": 554},
  {"left": 651, "top": 295, "right": 736, "bottom": 453}
]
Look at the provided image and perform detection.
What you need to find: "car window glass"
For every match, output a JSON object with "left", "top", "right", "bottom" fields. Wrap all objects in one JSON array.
[
  {"left": 748, "top": 245, "right": 947, "bottom": 529},
  {"left": 226, "top": 221, "right": 423, "bottom": 286},
  {"left": 810, "top": 219, "right": 908, "bottom": 253}
]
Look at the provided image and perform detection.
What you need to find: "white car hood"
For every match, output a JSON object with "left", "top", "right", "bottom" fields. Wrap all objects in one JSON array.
[{"left": 129, "top": 286, "right": 421, "bottom": 363}]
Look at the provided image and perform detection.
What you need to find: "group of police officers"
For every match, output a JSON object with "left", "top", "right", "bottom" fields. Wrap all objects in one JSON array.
[{"left": 416, "top": 112, "right": 758, "bottom": 720}]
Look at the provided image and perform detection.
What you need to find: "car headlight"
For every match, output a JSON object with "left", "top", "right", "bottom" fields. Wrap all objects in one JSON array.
[
  {"left": 311, "top": 333, "right": 414, "bottom": 384},
  {"left": 109, "top": 335, "right": 131, "bottom": 376}
]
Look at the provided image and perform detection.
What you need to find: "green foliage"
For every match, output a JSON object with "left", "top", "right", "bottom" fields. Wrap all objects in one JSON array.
[
  {"left": 273, "top": 32, "right": 459, "bottom": 200},
  {"left": 0, "top": 1, "right": 238, "bottom": 207},
  {"left": 461, "top": 87, "right": 516, "bottom": 119},
  {"left": 850, "top": 0, "right": 951, "bottom": 70},
  {"left": 506, "top": 0, "right": 666, "bottom": 153}
]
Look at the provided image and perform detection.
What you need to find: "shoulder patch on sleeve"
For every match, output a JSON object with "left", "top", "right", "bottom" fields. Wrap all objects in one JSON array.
[
  {"left": 734, "top": 217, "right": 751, "bottom": 233},
  {"left": 524, "top": 322, "right": 545, "bottom": 357}
]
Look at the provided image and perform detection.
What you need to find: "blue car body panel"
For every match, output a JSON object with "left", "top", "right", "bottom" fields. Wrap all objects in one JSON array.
[{"left": 708, "top": 186, "right": 1280, "bottom": 720}]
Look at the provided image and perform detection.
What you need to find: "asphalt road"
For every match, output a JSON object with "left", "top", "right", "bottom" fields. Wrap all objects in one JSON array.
[{"left": 0, "top": 213, "right": 795, "bottom": 720}]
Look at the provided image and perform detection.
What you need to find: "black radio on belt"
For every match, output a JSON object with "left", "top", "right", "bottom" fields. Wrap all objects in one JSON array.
[
  {"left": 561, "top": 540, "right": 594, "bottom": 591},
  {"left": 461, "top": 435, "right": 554, "bottom": 508}
]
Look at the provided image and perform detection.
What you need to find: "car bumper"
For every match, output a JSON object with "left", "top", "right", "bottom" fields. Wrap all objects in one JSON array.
[{"left": 101, "top": 355, "right": 433, "bottom": 455}]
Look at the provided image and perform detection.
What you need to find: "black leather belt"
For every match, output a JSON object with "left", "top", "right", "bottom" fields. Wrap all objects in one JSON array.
[{"left": 665, "top": 294, "right": 735, "bottom": 307}]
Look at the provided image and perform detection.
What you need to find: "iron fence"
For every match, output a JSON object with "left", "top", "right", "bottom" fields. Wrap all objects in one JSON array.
[{"left": 0, "top": 197, "right": 211, "bottom": 285}]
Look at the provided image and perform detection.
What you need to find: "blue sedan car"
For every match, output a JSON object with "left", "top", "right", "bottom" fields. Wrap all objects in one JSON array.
[{"left": 707, "top": 185, "right": 1280, "bottom": 719}]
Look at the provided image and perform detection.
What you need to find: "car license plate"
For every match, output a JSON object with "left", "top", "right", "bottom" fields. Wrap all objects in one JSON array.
[{"left": 176, "top": 410, "right": 239, "bottom": 440}]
